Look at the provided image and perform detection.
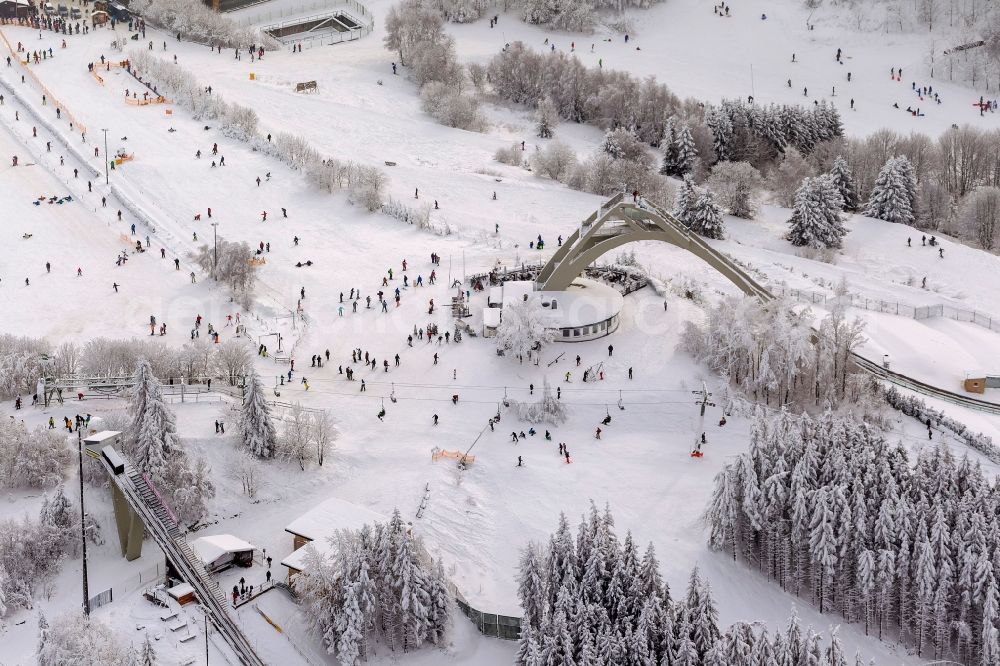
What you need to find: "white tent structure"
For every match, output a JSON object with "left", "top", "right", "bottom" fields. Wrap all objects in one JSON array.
[{"left": 191, "top": 534, "right": 256, "bottom": 573}]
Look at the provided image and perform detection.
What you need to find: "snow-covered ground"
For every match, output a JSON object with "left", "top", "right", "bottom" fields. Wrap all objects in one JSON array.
[{"left": 2, "top": 0, "right": 1000, "bottom": 663}]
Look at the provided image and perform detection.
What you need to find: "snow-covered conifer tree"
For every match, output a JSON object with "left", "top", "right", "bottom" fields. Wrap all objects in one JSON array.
[
  {"left": 543, "top": 602, "right": 576, "bottom": 665},
  {"left": 673, "top": 607, "right": 700, "bottom": 666},
  {"left": 660, "top": 116, "right": 679, "bottom": 175},
  {"left": 787, "top": 175, "right": 847, "bottom": 249},
  {"left": 706, "top": 108, "right": 733, "bottom": 163},
  {"left": 515, "top": 622, "right": 543, "bottom": 665},
  {"left": 690, "top": 191, "right": 726, "bottom": 239},
  {"left": 864, "top": 156, "right": 916, "bottom": 225},
  {"left": 127, "top": 357, "right": 156, "bottom": 452},
  {"left": 661, "top": 116, "right": 695, "bottom": 176},
  {"left": 133, "top": 369, "right": 180, "bottom": 489},
  {"left": 828, "top": 156, "right": 859, "bottom": 211},
  {"left": 825, "top": 627, "right": 847, "bottom": 666},
  {"left": 674, "top": 124, "right": 697, "bottom": 176},
  {"left": 135, "top": 633, "right": 156, "bottom": 666},
  {"left": 672, "top": 175, "right": 699, "bottom": 227},
  {"left": 0, "top": 563, "right": 7, "bottom": 617},
  {"left": 685, "top": 567, "right": 721, "bottom": 659},
  {"left": 536, "top": 96, "right": 558, "bottom": 139},
  {"left": 517, "top": 541, "right": 547, "bottom": 630},
  {"left": 239, "top": 371, "right": 278, "bottom": 459},
  {"left": 426, "top": 559, "right": 450, "bottom": 645},
  {"left": 393, "top": 515, "right": 431, "bottom": 651},
  {"left": 336, "top": 583, "right": 365, "bottom": 666}
]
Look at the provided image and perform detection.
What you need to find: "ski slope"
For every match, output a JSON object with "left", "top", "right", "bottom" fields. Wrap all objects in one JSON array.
[{"left": 1, "top": 0, "right": 999, "bottom": 663}]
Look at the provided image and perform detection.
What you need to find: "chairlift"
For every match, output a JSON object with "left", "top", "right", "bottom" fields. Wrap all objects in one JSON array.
[
  {"left": 617, "top": 390, "right": 625, "bottom": 410},
  {"left": 390, "top": 383, "right": 397, "bottom": 403}
]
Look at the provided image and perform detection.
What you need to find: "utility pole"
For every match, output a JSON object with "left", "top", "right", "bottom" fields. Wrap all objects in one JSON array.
[
  {"left": 205, "top": 611, "right": 209, "bottom": 665},
  {"left": 78, "top": 427, "right": 90, "bottom": 615},
  {"left": 101, "top": 128, "right": 109, "bottom": 185}
]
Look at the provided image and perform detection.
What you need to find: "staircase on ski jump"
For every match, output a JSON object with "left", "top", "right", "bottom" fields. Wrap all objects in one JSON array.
[
  {"left": 539, "top": 193, "right": 1000, "bottom": 415},
  {"left": 96, "top": 446, "right": 267, "bottom": 666}
]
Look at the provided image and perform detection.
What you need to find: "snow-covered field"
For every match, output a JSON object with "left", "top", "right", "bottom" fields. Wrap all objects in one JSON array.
[{"left": 2, "top": 0, "right": 1000, "bottom": 663}]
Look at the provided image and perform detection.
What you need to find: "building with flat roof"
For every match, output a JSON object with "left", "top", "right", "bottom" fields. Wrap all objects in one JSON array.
[{"left": 483, "top": 277, "right": 624, "bottom": 342}]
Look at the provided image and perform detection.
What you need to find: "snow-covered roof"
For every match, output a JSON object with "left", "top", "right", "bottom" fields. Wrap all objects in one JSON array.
[
  {"left": 281, "top": 542, "right": 322, "bottom": 572},
  {"left": 488, "top": 286, "right": 503, "bottom": 307},
  {"left": 482, "top": 307, "right": 502, "bottom": 328},
  {"left": 167, "top": 583, "right": 194, "bottom": 599},
  {"left": 82, "top": 430, "right": 121, "bottom": 446},
  {"left": 537, "top": 278, "right": 624, "bottom": 329},
  {"left": 284, "top": 497, "right": 386, "bottom": 541},
  {"left": 501, "top": 281, "right": 535, "bottom": 306},
  {"left": 191, "top": 534, "right": 256, "bottom": 564},
  {"left": 282, "top": 497, "right": 386, "bottom": 573}
]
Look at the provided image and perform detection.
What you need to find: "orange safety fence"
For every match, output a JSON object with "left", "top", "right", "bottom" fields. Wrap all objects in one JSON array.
[
  {"left": 125, "top": 96, "right": 170, "bottom": 106},
  {"left": 0, "top": 27, "right": 88, "bottom": 136},
  {"left": 431, "top": 449, "right": 475, "bottom": 464},
  {"left": 91, "top": 69, "right": 104, "bottom": 86}
]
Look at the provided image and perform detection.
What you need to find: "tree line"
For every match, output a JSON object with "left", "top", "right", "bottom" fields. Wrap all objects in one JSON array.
[
  {"left": 294, "top": 510, "right": 450, "bottom": 665},
  {"left": 707, "top": 409, "right": 1000, "bottom": 664},
  {"left": 516, "top": 503, "right": 864, "bottom": 665}
]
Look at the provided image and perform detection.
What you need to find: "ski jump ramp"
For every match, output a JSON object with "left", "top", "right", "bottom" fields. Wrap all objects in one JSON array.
[
  {"left": 539, "top": 193, "right": 1000, "bottom": 415},
  {"left": 95, "top": 446, "right": 267, "bottom": 666}
]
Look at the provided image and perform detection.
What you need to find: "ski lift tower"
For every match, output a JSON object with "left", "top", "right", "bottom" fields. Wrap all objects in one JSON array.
[{"left": 692, "top": 381, "right": 714, "bottom": 455}]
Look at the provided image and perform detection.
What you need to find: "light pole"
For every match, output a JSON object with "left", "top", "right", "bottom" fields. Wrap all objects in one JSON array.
[
  {"left": 77, "top": 427, "right": 90, "bottom": 615},
  {"left": 101, "top": 128, "right": 109, "bottom": 185},
  {"left": 210, "top": 222, "right": 219, "bottom": 274}
]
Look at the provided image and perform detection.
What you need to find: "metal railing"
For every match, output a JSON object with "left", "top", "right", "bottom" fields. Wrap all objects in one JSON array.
[
  {"left": 772, "top": 285, "right": 1000, "bottom": 334},
  {"left": 233, "top": 0, "right": 371, "bottom": 28}
]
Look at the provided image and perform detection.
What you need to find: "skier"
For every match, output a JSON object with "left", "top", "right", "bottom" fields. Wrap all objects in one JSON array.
[
  {"left": 433, "top": 414, "right": 439, "bottom": 425},
  {"left": 517, "top": 456, "right": 523, "bottom": 467},
  {"left": 595, "top": 427, "right": 602, "bottom": 439}
]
